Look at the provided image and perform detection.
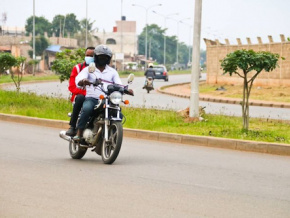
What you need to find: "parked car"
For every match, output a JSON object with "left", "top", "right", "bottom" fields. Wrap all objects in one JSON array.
[{"left": 151, "top": 65, "right": 169, "bottom": 81}]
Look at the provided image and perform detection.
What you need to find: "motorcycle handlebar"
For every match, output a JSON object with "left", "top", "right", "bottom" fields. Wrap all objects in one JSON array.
[{"left": 89, "top": 79, "right": 134, "bottom": 96}]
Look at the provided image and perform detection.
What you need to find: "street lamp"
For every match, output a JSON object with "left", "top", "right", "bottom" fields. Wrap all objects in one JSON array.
[
  {"left": 152, "top": 11, "right": 178, "bottom": 66},
  {"left": 85, "top": 0, "right": 88, "bottom": 48},
  {"left": 132, "top": 3, "right": 162, "bottom": 62},
  {"left": 175, "top": 17, "right": 190, "bottom": 64},
  {"left": 32, "top": 0, "right": 35, "bottom": 76}
]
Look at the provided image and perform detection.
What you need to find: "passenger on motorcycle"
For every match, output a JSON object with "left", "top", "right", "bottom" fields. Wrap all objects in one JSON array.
[
  {"left": 73, "top": 45, "right": 122, "bottom": 141},
  {"left": 143, "top": 63, "right": 156, "bottom": 89},
  {"left": 66, "top": 47, "right": 95, "bottom": 136}
]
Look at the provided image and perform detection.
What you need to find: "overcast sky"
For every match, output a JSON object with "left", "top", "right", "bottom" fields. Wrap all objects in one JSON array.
[{"left": 1, "top": 0, "right": 290, "bottom": 49}]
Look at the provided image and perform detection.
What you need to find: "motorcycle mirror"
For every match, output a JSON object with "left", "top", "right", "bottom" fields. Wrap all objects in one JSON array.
[
  {"left": 88, "top": 62, "right": 96, "bottom": 73},
  {"left": 127, "top": 73, "right": 134, "bottom": 84}
]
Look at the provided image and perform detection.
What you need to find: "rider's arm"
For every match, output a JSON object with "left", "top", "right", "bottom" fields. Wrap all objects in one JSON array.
[
  {"left": 75, "top": 67, "right": 89, "bottom": 87},
  {"left": 68, "top": 66, "right": 86, "bottom": 95}
]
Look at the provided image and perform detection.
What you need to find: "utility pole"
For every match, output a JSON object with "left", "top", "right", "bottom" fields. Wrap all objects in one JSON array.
[
  {"left": 85, "top": 0, "right": 88, "bottom": 48},
  {"left": 121, "top": 0, "right": 124, "bottom": 71},
  {"left": 32, "top": 0, "right": 35, "bottom": 76},
  {"left": 63, "top": 15, "right": 66, "bottom": 38},
  {"left": 189, "top": 0, "right": 202, "bottom": 118}
]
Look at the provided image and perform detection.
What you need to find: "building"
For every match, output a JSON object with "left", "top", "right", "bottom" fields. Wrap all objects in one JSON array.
[
  {"left": 92, "top": 17, "right": 138, "bottom": 70},
  {"left": 0, "top": 27, "right": 78, "bottom": 72}
]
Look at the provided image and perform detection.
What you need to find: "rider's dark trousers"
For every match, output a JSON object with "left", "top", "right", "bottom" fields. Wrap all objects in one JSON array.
[
  {"left": 76, "top": 97, "right": 99, "bottom": 130},
  {"left": 69, "top": 94, "right": 85, "bottom": 128}
]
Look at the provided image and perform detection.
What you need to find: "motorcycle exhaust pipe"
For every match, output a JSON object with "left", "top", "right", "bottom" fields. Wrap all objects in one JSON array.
[{"left": 59, "top": 130, "right": 72, "bottom": 142}]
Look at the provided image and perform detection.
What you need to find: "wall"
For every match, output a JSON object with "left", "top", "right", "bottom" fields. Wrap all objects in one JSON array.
[{"left": 205, "top": 34, "right": 290, "bottom": 87}]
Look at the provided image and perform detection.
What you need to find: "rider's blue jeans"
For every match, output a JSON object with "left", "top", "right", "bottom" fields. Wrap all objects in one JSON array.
[{"left": 76, "top": 97, "right": 99, "bottom": 130}]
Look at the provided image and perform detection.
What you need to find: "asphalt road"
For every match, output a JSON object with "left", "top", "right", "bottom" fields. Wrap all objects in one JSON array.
[
  {"left": 1, "top": 121, "right": 290, "bottom": 217},
  {"left": 4, "top": 73, "right": 290, "bottom": 120}
]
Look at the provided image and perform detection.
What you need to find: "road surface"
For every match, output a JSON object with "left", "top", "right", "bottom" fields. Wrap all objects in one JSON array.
[{"left": 1, "top": 121, "right": 290, "bottom": 217}]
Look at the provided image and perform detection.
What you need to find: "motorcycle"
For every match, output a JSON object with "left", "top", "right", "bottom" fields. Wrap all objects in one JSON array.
[
  {"left": 144, "top": 77, "right": 154, "bottom": 93},
  {"left": 59, "top": 70, "right": 134, "bottom": 164}
]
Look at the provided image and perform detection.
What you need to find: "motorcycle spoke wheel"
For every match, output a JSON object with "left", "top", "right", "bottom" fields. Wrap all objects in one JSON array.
[
  {"left": 69, "top": 140, "right": 87, "bottom": 159},
  {"left": 102, "top": 122, "right": 123, "bottom": 164}
]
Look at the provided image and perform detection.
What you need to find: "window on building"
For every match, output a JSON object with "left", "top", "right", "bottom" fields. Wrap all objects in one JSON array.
[{"left": 106, "top": 38, "right": 117, "bottom": 45}]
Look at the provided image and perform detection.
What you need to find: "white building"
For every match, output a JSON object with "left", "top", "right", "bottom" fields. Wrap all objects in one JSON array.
[{"left": 92, "top": 17, "right": 138, "bottom": 70}]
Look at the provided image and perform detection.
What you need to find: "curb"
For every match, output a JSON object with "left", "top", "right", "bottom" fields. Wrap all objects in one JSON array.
[
  {"left": 157, "top": 83, "right": 290, "bottom": 109},
  {"left": 1, "top": 113, "right": 290, "bottom": 156}
]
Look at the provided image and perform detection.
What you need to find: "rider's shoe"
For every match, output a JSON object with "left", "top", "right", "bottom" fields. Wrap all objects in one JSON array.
[
  {"left": 73, "top": 135, "right": 81, "bottom": 142},
  {"left": 66, "top": 127, "right": 77, "bottom": 136}
]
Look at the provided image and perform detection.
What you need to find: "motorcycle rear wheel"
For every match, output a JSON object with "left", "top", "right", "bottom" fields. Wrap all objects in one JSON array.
[
  {"left": 102, "top": 122, "right": 123, "bottom": 164},
  {"left": 69, "top": 140, "right": 87, "bottom": 159}
]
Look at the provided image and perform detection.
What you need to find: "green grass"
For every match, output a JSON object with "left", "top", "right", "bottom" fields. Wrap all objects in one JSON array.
[
  {"left": 0, "top": 90, "right": 289, "bottom": 144},
  {"left": 0, "top": 90, "right": 71, "bottom": 120}
]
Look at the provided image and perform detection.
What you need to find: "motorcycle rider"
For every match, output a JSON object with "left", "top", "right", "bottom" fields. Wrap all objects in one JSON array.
[
  {"left": 143, "top": 63, "right": 156, "bottom": 89},
  {"left": 66, "top": 47, "right": 95, "bottom": 136},
  {"left": 73, "top": 45, "right": 122, "bottom": 141}
]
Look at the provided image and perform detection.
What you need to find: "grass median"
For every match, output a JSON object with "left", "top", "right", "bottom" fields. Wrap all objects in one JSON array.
[{"left": 0, "top": 89, "right": 289, "bottom": 144}]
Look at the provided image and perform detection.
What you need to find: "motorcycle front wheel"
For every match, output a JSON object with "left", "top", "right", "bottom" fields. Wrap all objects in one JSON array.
[
  {"left": 102, "top": 122, "right": 123, "bottom": 164},
  {"left": 69, "top": 140, "right": 87, "bottom": 159}
]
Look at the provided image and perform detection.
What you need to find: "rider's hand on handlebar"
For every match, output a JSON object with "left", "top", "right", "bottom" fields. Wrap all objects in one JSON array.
[
  {"left": 78, "top": 79, "right": 91, "bottom": 87},
  {"left": 93, "top": 78, "right": 102, "bottom": 86},
  {"left": 82, "top": 79, "right": 91, "bottom": 86}
]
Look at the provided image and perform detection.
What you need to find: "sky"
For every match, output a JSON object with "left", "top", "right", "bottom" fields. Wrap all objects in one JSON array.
[{"left": 1, "top": 0, "right": 290, "bottom": 49}]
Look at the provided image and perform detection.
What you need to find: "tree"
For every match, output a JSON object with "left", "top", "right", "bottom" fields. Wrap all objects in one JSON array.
[
  {"left": 0, "top": 53, "right": 17, "bottom": 76},
  {"left": 52, "top": 13, "right": 80, "bottom": 37},
  {"left": 0, "top": 53, "right": 26, "bottom": 93},
  {"left": 137, "top": 24, "right": 190, "bottom": 66},
  {"left": 64, "top": 13, "right": 80, "bottom": 36},
  {"left": 11, "top": 56, "right": 27, "bottom": 93},
  {"left": 178, "top": 42, "right": 190, "bottom": 65},
  {"left": 25, "top": 16, "right": 52, "bottom": 36},
  {"left": 221, "top": 49, "right": 281, "bottom": 130},
  {"left": 51, "top": 15, "right": 65, "bottom": 37},
  {"left": 200, "top": 49, "right": 207, "bottom": 68},
  {"left": 75, "top": 18, "right": 97, "bottom": 47},
  {"left": 51, "top": 48, "right": 85, "bottom": 82},
  {"left": 28, "top": 35, "right": 50, "bottom": 58}
]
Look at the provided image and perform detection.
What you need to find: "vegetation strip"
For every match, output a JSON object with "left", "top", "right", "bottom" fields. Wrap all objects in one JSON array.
[{"left": 0, "top": 90, "right": 289, "bottom": 145}]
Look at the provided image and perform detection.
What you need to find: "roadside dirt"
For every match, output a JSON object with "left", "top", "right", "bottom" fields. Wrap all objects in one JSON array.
[{"left": 164, "top": 83, "right": 290, "bottom": 103}]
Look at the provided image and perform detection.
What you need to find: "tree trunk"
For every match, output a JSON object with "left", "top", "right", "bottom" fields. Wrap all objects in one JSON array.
[{"left": 242, "top": 76, "right": 248, "bottom": 130}]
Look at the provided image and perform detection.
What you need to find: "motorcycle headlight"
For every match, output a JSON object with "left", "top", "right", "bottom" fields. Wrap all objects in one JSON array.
[{"left": 110, "top": 91, "right": 122, "bottom": 105}]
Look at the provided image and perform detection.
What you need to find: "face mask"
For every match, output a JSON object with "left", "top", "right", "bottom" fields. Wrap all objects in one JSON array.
[
  {"left": 96, "top": 55, "right": 109, "bottom": 67},
  {"left": 85, "top": 56, "right": 94, "bottom": 65}
]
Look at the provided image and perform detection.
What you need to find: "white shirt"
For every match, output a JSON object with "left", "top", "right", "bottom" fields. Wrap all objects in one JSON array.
[{"left": 75, "top": 65, "right": 122, "bottom": 99}]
